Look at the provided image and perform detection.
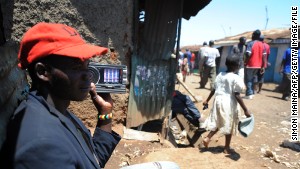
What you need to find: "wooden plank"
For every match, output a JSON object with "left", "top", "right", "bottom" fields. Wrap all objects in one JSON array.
[
  {"left": 176, "top": 73, "right": 201, "bottom": 103},
  {"left": 123, "top": 127, "right": 160, "bottom": 141},
  {"left": 161, "top": 111, "right": 178, "bottom": 148},
  {"left": 175, "top": 114, "right": 204, "bottom": 147}
]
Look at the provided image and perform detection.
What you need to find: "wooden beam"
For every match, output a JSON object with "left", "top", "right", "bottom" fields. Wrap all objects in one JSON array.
[
  {"left": 176, "top": 73, "right": 201, "bottom": 102},
  {"left": 175, "top": 114, "right": 204, "bottom": 147}
]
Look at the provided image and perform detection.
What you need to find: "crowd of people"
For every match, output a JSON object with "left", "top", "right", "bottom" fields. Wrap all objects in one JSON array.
[
  {"left": 178, "top": 29, "right": 299, "bottom": 102},
  {"left": 174, "top": 29, "right": 299, "bottom": 154}
]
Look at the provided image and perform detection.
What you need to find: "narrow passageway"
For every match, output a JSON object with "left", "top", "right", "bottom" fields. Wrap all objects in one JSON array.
[{"left": 107, "top": 73, "right": 297, "bottom": 169}]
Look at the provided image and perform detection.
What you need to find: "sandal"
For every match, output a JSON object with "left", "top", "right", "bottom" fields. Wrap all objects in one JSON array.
[{"left": 223, "top": 147, "right": 232, "bottom": 154}]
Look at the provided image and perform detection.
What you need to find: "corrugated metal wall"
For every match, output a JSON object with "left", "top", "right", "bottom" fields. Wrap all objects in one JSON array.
[
  {"left": 0, "top": 46, "right": 29, "bottom": 149},
  {"left": 0, "top": 3, "right": 28, "bottom": 149},
  {"left": 127, "top": 56, "right": 177, "bottom": 127},
  {"left": 126, "top": 0, "right": 181, "bottom": 128}
]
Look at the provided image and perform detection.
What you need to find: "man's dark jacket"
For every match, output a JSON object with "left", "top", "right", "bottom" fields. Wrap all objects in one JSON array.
[
  {"left": 171, "top": 91, "right": 201, "bottom": 126},
  {"left": 0, "top": 91, "right": 120, "bottom": 169}
]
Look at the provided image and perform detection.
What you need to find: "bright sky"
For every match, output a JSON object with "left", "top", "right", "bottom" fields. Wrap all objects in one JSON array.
[{"left": 180, "top": 0, "right": 298, "bottom": 47}]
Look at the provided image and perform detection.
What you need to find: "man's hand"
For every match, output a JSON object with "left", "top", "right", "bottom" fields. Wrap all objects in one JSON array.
[
  {"left": 90, "top": 83, "right": 113, "bottom": 114},
  {"left": 260, "top": 68, "right": 265, "bottom": 74},
  {"left": 90, "top": 83, "right": 113, "bottom": 132},
  {"left": 202, "top": 100, "right": 208, "bottom": 106}
]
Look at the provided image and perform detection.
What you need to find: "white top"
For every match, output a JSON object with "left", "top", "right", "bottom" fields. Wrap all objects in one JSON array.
[
  {"left": 204, "top": 47, "right": 220, "bottom": 67},
  {"left": 203, "top": 72, "right": 245, "bottom": 135},
  {"left": 198, "top": 46, "right": 209, "bottom": 60},
  {"left": 213, "top": 72, "right": 244, "bottom": 96}
]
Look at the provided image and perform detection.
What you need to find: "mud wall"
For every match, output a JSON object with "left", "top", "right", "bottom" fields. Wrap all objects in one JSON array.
[
  {"left": 0, "top": 0, "right": 134, "bottom": 148},
  {"left": 2, "top": 0, "right": 134, "bottom": 61}
]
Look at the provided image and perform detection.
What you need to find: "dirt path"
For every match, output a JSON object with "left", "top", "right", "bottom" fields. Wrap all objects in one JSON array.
[{"left": 105, "top": 74, "right": 299, "bottom": 169}]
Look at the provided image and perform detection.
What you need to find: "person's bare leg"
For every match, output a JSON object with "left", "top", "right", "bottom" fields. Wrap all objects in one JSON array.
[
  {"left": 203, "top": 129, "right": 218, "bottom": 148},
  {"left": 253, "top": 83, "right": 258, "bottom": 94},
  {"left": 257, "top": 83, "right": 263, "bottom": 93},
  {"left": 224, "top": 134, "right": 232, "bottom": 154}
]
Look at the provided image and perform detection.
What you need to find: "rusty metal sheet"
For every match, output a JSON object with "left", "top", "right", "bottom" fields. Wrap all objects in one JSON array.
[
  {"left": 126, "top": 0, "right": 181, "bottom": 128},
  {"left": 126, "top": 55, "right": 177, "bottom": 128}
]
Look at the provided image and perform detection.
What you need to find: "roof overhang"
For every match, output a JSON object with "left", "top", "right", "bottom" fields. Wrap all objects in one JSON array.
[{"left": 182, "top": 0, "right": 212, "bottom": 20}]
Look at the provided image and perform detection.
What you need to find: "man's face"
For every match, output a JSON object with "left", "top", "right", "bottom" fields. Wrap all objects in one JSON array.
[{"left": 48, "top": 57, "right": 91, "bottom": 101}]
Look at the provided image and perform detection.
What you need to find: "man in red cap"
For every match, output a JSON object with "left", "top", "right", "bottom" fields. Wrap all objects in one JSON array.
[{"left": 0, "top": 22, "right": 120, "bottom": 169}]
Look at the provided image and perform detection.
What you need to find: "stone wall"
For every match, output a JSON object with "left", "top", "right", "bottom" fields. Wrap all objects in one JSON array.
[{"left": 2, "top": 0, "right": 133, "bottom": 61}]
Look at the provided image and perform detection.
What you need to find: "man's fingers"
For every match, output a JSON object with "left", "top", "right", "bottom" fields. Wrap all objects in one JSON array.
[{"left": 89, "top": 83, "right": 97, "bottom": 97}]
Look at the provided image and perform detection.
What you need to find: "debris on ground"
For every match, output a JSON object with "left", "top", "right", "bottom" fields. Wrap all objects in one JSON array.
[
  {"left": 123, "top": 127, "right": 159, "bottom": 141},
  {"left": 261, "top": 148, "right": 281, "bottom": 163},
  {"left": 174, "top": 130, "right": 189, "bottom": 145},
  {"left": 281, "top": 140, "right": 300, "bottom": 152}
]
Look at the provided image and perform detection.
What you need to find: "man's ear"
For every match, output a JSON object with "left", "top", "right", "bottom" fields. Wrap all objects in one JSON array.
[{"left": 35, "top": 62, "right": 51, "bottom": 82}]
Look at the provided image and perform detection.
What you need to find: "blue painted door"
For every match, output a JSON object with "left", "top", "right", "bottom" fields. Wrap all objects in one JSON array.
[
  {"left": 264, "top": 47, "right": 279, "bottom": 83},
  {"left": 273, "top": 48, "right": 283, "bottom": 84}
]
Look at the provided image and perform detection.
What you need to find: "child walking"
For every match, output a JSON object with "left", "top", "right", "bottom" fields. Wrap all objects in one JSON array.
[
  {"left": 181, "top": 54, "right": 189, "bottom": 82},
  {"left": 202, "top": 56, "right": 251, "bottom": 154}
]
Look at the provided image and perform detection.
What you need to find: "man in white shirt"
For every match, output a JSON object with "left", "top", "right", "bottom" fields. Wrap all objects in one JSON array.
[
  {"left": 199, "top": 40, "right": 220, "bottom": 90},
  {"left": 198, "top": 41, "right": 209, "bottom": 82}
]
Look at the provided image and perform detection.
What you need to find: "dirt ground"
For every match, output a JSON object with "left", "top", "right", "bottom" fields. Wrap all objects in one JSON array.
[{"left": 70, "top": 73, "right": 299, "bottom": 169}]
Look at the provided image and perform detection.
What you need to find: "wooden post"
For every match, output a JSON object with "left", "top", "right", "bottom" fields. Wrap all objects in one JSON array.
[{"left": 176, "top": 73, "right": 201, "bottom": 102}]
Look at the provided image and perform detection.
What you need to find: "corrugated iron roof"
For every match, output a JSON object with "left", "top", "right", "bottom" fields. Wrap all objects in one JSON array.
[
  {"left": 182, "top": 28, "right": 290, "bottom": 50},
  {"left": 139, "top": 0, "right": 212, "bottom": 20},
  {"left": 182, "top": 0, "right": 212, "bottom": 20},
  {"left": 215, "top": 28, "right": 290, "bottom": 46}
]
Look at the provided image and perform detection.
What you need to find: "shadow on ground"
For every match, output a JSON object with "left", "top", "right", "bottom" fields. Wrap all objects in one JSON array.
[{"left": 199, "top": 146, "right": 241, "bottom": 161}]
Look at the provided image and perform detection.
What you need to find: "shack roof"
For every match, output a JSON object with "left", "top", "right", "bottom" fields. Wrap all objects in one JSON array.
[
  {"left": 182, "top": 0, "right": 212, "bottom": 20},
  {"left": 181, "top": 28, "right": 290, "bottom": 51},
  {"left": 215, "top": 28, "right": 290, "bottom": 46}
]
